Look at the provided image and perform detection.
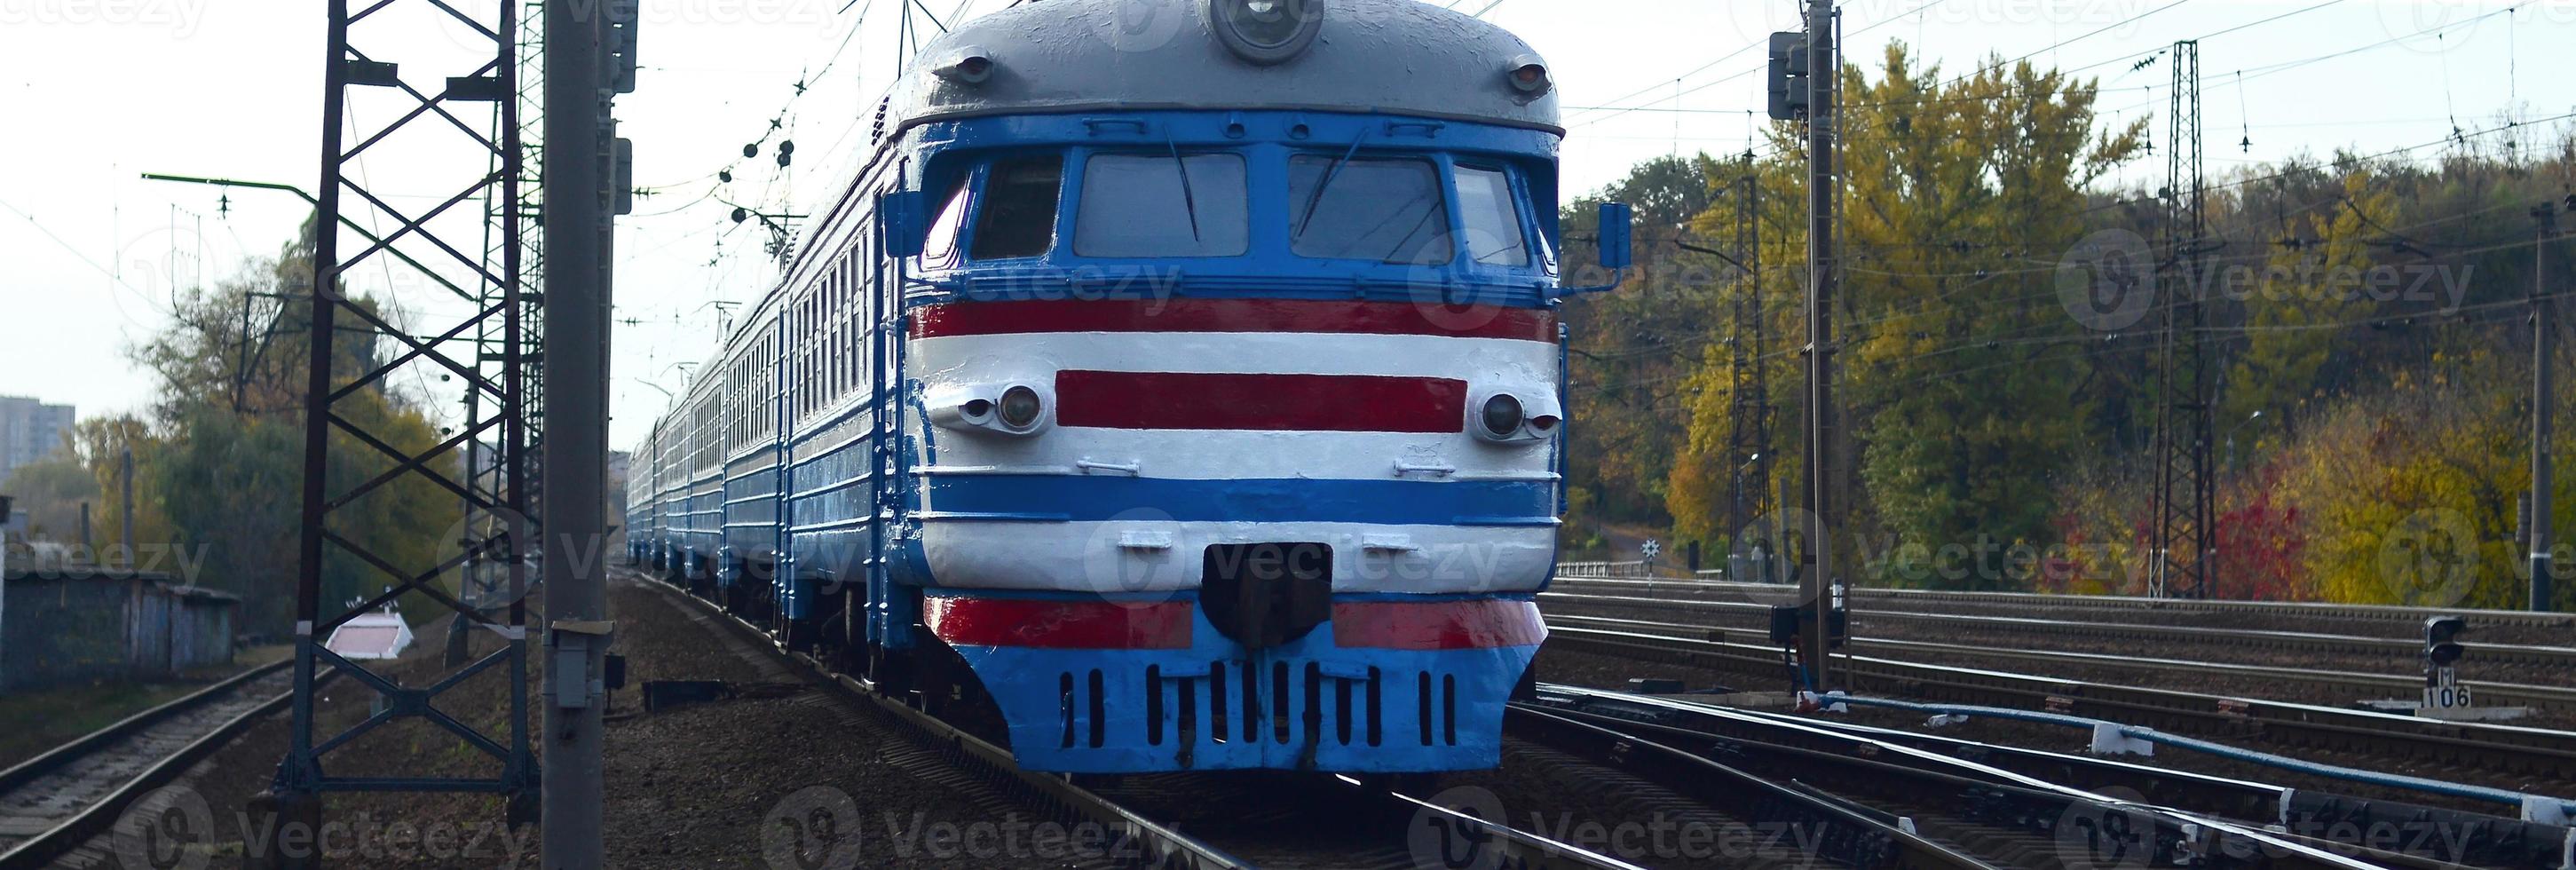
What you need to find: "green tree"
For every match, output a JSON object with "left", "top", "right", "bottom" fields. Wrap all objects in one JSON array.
[
  {"left": 107, "top": 218, "right": 462, "bottom": 631},
  {"left": 1561, "top": 155, "right": 1733, "bottom": 534},
  {"left": 2220, "top": 170, "right": 2398, "bottom": 428}
]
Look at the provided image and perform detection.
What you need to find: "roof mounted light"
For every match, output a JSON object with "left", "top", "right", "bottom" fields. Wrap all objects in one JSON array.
[
  {"left": 1208, "top": 0, "right": 1323, "bottom": 66},
  {"left": 1505, "top": 54, "right": 1553, "bottom": 97},
  {"left": 931, "top": 46, "right": 996, "bottom": 85}
]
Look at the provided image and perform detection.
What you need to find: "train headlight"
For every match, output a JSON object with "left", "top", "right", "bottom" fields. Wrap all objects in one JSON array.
[
  {"left": 930, "top": 383, "right": 1050, "bottom": 437},
  {"left": 1480, "top": 394, "right": 1523, "bottom": 439},
  {"left": 1470, "top": 388, "right": 1562, "bottom": 446},
  {"left": 1208, "top": 0, "right": 1323, "bottom": 66},
  {"left": 998, "top": 384, "right": 1045, "bottom": 431}
]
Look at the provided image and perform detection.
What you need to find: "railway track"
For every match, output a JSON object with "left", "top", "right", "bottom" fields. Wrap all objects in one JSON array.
[
  {"left": 0, "top": 660, "right": 299, "bottom": 868},
  {"left": 1521, "top": 684, "right": 2576, "bottom": 869},
  {"left": 1551, "top": 575, "right": 2576, "bottom": 639},
  {"left": 1542, "top": 585, "right": 2576, "bottom": 676},
  {"left": 1541, "top": 623, "right": 2576, "bottom": 784},
  {"left": 636, "top": 567, "right": 2576, "bottom": 867},
  {"left": 1543, "top": 610, "right": 2576, "bottom": 714},
  {"left": 631, "top": 569, "right": 1640, "bottom": 869}
]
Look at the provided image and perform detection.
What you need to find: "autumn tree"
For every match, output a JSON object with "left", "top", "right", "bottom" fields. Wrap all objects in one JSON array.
[
  {"left": 1561, "top": 156, "right": 1733, "bottom": 540},
  {"left": 87, "top": 218, "right": 462, "bottom": 632}
]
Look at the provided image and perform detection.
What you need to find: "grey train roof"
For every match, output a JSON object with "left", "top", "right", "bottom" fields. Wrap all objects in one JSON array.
[{"left": 887, "top": 0, "right": 1562, "bottom": 137}]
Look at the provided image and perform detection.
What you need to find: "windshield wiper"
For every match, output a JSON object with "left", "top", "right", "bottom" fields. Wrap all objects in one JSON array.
[
  {"left": 1292, "top": 130, "right": 1371, "bottom": 241},
  {"left": 1165, "top": 135, "right": 1202, "bottom": 243}
]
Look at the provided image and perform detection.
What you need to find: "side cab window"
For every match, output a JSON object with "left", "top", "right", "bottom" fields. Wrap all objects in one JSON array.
[
  {"left": 920, "top": 174, "right": 973, "bottom": 271},
  {"left": 1455, "top": 163, "right": 1532, "bottom": 268}
]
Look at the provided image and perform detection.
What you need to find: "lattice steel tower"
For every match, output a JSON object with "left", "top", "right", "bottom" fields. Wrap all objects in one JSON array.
[
  {"left": 451, "top": 0, "right": 549, "bottom": 666},
  {"left": 2152, "top": 40, "right": 2217, "bottom": 599},
  {"left": 265, "top": 0, "right": 539, "bottom": 848},
  {"left": 1721, "top": 170, "right": 1774, "bottom": 552}
]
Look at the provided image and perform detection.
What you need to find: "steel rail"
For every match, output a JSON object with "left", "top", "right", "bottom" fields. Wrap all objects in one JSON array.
[
  {"left": 1597, "top": 690, "right": 2576, "bottom": 868},
  {"left": 1544, "top": 612, "right": 2576, "bottom": 712},
  {"left": 1526, "top": 685, "right": 2559, "bottom": 870},
  {"left": 1506, "top": 705, "right": 1996, "bottom": 868},
  {"left": 0, "top": 660, "right": 289, "bottom": 795},
  {"left": 1543, "top": 626, "right": 2576, "bottom": 780},
  {"left": 0, "top": 660, "right": 341, "bottom": 869},
  {"left": 1550, "top": 574, "right": 2576, "bottom": 631},
  {"left": 1541, "top": 589, "right": 2576, "bottom": 669}
]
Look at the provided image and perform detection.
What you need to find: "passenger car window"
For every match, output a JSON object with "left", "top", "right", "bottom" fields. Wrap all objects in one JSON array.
[
  {"left": 1074, "top": 153, "right": 1248, "bottom": 257},
  {"left": 921, "top": 178, "right": 970, "bottom": 270},
  {"left": 1289, "top": 155, "right": 1452, "bottom": 265},
  {"left": 1456, "top": 165, "right": 1528, "bottom": 266},
  {"left": 972, "top": 155, "right": 1064, "bottom": 260}
]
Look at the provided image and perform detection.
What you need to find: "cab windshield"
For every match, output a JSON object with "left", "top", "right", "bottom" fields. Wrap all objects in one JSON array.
[
  {"left": 1075, "top": 153, "right": 1249, "bottom": 257},
  {"left": 1288, "top": 154, "right": 1453, "bottom": 265},
  {"left": 925, "top": 149, "right": 1535, "bottom": 271}
]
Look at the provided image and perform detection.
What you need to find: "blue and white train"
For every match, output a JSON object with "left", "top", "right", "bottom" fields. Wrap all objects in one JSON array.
[{"left": 627, "top": 0, "right": 1632, "bottom": 773}]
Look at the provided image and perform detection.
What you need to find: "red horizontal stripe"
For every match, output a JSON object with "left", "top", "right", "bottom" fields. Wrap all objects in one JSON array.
[
  {"left": 913, "top": 299, "right": 1556, "bottom": 342},
  {"left": 1055, "top": 371, "right": 1466, "bottom": 432},
  {"left": 924, "top": 597, "right": 1193, "bottom": 650},
  {"left": 1331, "top": 600, "right": 1546, "bottom": 650}
]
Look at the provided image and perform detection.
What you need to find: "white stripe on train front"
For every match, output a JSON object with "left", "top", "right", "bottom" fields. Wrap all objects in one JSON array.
[
  {"left": 920, "top": 429, "right": 1558, "bottom": 481},
  {"left": 917, "top": 520, "right": 1556, "bottom": 595},
  {"left": 909, "top": 330, "right": 1559, "bottom": 383}
]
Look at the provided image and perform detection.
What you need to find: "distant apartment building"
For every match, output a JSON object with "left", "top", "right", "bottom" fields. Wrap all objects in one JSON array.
[{"left": 0, "top": 396, "right": 75, "bottom": 486}]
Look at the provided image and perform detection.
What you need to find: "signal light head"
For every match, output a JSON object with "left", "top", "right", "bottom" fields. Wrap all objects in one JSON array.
[{"left": 2424, "top": 615, "right": 2469, "bottom": 667}]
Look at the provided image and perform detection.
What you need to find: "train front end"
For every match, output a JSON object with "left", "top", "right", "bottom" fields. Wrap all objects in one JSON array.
[{"left": 886, "top": 0, "right": 1616, "bottom": 773}]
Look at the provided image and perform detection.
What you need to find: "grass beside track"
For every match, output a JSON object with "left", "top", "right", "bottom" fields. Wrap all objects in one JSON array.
[{"left": 0, "top": 644, "right": 289, "bottom": 769}]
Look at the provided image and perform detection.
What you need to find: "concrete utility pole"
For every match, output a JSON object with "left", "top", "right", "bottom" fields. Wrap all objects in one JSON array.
[
  {"left": 541, "top": 0, "right": 612, "bottom": 864},
  {"left": 2535, "top": 202, "right": 2560, "bottom": 613},
  {"left": 120, "top": 445, "right": 134, "bottom": 569},
  {"left": 1799, "top": 0, "right": 1838, "bottom": 695}
]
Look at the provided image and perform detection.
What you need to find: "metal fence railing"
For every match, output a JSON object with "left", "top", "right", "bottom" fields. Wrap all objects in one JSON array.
[{"left": 1555, "top": 560, "right": 1655, "bottom": 578}]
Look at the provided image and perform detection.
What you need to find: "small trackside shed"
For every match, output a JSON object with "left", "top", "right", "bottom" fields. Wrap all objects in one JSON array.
[{"left": 0, "top": 567, "right": 241, "bottom": 693}]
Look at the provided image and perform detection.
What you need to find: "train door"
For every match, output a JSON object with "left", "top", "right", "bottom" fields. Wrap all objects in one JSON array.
[{"left": 865, "top": 181, "right": 913, "bottom": 676}]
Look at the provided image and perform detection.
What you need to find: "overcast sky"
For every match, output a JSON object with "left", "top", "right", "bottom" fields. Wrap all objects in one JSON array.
[{"left": 3, "top": 0, "right": 2570, "bottom": 451}]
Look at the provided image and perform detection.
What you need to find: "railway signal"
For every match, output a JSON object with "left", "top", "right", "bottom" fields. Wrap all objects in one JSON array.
[
  {"left": 2408, "top": 614, "right": 2532, "bottom": 722},
  {"left": 2423, "top": 615, "right": 2470, "bottom": 712},
  {"left": 1765, "top": 32, "right": 1808, "bottom": 122}
]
